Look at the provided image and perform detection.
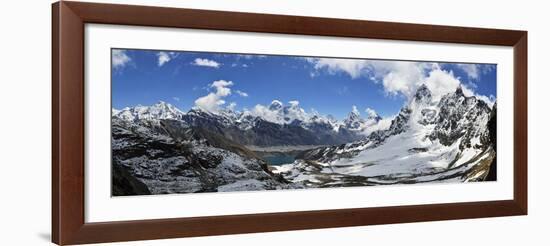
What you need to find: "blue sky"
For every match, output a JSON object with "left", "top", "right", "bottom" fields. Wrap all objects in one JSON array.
[{"left": 112, "top": 49, "right": 496, "bottom": 120}]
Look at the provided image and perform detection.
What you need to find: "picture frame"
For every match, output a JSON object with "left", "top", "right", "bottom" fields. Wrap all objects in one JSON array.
[{"left": 52, "top": 1, "right": 527, "bottom": 245}]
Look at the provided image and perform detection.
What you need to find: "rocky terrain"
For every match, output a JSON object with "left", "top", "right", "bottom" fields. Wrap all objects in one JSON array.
[
  {"left": 111, "top": 115, "right": 297, "bottom": 195},
  {"left": 112, "top": 84, "right": 496, "bottom": 195},
  {"left": 272, "top": 85, "right": 496, "bottom": 187}
]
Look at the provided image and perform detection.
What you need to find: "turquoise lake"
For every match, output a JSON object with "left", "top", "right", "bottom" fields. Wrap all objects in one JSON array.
[{"left": 261, "top": 155, "right": 295, "bottom": 165}]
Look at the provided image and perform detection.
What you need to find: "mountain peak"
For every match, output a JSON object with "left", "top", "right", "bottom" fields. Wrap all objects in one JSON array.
[
  {"left": 153, "top": 101, "right": 174, "bottom": 109},
  {"left": 157, "top": 100, "right": 172, "bottom": 106},
  {"left": 455, "top": 85, "right": 464, "bottom": 96},
  {"left": 414, "top": 84, "right": 432, "bottom": 102},
  {"left": 346, "top": 106, "right": 361, "bottom": 121},
  {"left": 189, "top": 106, "right": 209, "bottom": 114},
  {"left": 288, "top": 100, "right": 300, "bottom": 108},
  {"left": 365, "top": 108, "right": 381, "bottom": 120},
  {"left": 344, "top": 106, "right": 366, "bottom": 130},
  {"left": 351, "top": 105, "right": 362, "bottom": 116},
  {"left": 114, "top": 102, "right": 185, "bottom": 122},
  {"left": 269, "top": 100, "right": 283, "bottom": 111}
]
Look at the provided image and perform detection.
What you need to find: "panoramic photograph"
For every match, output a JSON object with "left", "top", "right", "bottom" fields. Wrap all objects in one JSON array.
[{"left": 111, "top": 48, "right": 497, "bottom": 196}]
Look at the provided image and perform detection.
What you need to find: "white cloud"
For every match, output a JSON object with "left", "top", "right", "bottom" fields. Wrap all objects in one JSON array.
[
  {"left": 235, "top": 90, "right": 249, "bottom": 97},
  {"left": 304, "top": 58, "right": 427, "bottom": 97},
  {"left": 172, "top": 97, "right": 180, "bottom": 102},
  {"left": 112, "top": 49, "right": 131, "bottom": 69},
  {"left": 194, "top": 80, "right": 233, "bottom": 112},
  {"left": 288, "top": 100, "right": 300, "bottom": 107},
  {"left": 362, "top": 116, "right": 393, "bottom": 135},
  {"left": 461, "top": 84, "right": 496, "bottom": 107},
  {"left": 467, "top": 81, "right": 478, "bottom": 89},
  {"left": 351, "top": 105, "right": 360, "bottom": 115},
  {"left": 455, "top": 64, "right": 480, "bottom": 80},
  {"left": 459, "top": 64, "right": 493, "bottom": 77},
  {"left": 454, "top": 63, "right": 496, "bottom": 81},
  {"left": 423, "top": 67, "right": 461, "bottom": 101},
  {"left": 305, "top": 57, "right": 370, "bottom": 79},
  {"left": 249, "top": 105, "right": 280, "bottom": 123},
  {"left": 305, "top": 58, "right": 495, "bottom": 104},
  {"left": 211, "top": 80, "right": 232, "bottom": 96},
  {"left": 157, "top": 52, "right": 177, "bottom": 67},
  {"left": 378, "top": 61, "right": 428, "bottom": 98},
  {"left": 365, "top": 108, "right": 378, "bottom": 118},
  {"left": 227, "top": 102, "right": 237, "bottom": 111},
  {"left": 192, "top": 58, "right": 221, "bottom": 68}
]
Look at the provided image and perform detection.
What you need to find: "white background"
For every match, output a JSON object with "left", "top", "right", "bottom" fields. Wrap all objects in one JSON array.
[
  {"left": 0, "top": 0, "right": 546, "bottom": 245},
  {"left": 86, "top": 24, "right": 514, "bottom": 223}
]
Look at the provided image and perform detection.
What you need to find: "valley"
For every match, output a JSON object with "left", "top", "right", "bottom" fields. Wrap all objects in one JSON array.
[
  {"left": 111, "top": 84, "right": 497, "bottom": 195},
  {"left": 247, "top": 145, "right": 325, "bottom": 166}
]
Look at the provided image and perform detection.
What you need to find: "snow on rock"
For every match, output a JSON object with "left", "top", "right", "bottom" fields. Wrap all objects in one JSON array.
[
  {"left": 111, "top": 115, "right": 298, "bottom": 195},
  {"left": 112, "top": 84, "right": 496, "bottom": 193},
  {"left": 277, "top": 84, "right": 496, "bottom": 187},
  {"left": 113, "top": 101, "right": 185, "bottom": 124}
]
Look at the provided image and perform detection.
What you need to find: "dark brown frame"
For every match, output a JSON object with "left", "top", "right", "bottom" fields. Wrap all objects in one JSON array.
[{"left": 52, "top": 1, "right": 528, "bottom": 245}]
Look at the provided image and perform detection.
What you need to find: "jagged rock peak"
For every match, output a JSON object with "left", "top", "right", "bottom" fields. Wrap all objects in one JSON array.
[
  {"left": 365, "top": 108, "right": 382, "bottom": 121},
  {"left": 344, "top": 106, "right": 363, "bottom": 126},
  {"left": 414, "top": 84, "right": 432, "bottom": 102},
  {"left": 113, "top": 101, "right": 185, "bottom": 122},
  {"left": 455, "top": 85, "right": 464, "bottom": 96}
]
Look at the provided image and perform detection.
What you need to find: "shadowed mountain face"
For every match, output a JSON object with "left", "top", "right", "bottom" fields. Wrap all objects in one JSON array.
[
  {"left": 114, "top": 100, "right": 381, "bottom": 148},
  {"left": 183, "top": 110, "right": 365, "bottom": 146},
  {"left": 112, "top": 162, "right": 150, "bottom": 196},
  {"left": 485, "top": 104, "right": 497, "bottom": 181},
  {"left": 112, "top": 85, "right": 496, "bottom": 195}
]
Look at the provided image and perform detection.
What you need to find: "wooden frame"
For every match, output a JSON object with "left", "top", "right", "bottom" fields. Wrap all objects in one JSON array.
[{"left": 52, "top": 1, "right": 527, "bottom": 245}]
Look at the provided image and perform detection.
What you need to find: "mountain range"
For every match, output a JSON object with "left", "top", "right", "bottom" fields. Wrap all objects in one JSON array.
[
  {"left": 113, "top": 99, "right": 383, "bottom": 147},
  {"left": 274, "top": 85, "right": 496, "bottom": 186},
  {"left": 111, "top": 84, "right": 496, "bottom": 195}
]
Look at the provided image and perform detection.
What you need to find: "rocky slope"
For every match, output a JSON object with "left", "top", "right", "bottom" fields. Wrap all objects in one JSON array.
[
  {"left": 111, "top": 116, "right": 298, "bottom": 195},
  {"left": 112, "top": 85, "right": 496, "bottom": 194},
  {"left": 273, "top": 84, "right": 496, "bottom": 187}
]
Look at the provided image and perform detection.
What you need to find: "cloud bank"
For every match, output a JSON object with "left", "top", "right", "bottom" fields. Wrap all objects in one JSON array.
[{"left": 304, "top": 58, "right": 495, "bottom": 106}]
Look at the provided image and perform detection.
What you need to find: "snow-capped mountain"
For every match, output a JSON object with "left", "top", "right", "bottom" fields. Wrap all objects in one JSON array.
[
  {"left": 184, "top": 107, "right": 240, "bottom": 128},
  {"left": 182, "top": 106, "right": 354, "bottom": 146},
  {"left": 113, "top": 101, "right": 185, "bottom": 123},
  {"left": 112, "top": 84, "right": 496, "bottom": 194},
  {"left": 343, "top": 107, "right": 382, "bottom": 133},
  {"left": 273, "top": 84, "right": 496, "bottom": 186},
  {"left": 113, "top": 100, "right": 378, "bottom": 146},
  {"left": 241, "top": 100, "right": 310, "bottom": 125}
]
